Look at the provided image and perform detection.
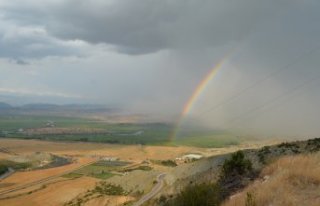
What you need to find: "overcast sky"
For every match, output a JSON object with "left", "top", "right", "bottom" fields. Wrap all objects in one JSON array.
[{"left": 1, "top": 0, "right": 320, "bottom": 136}]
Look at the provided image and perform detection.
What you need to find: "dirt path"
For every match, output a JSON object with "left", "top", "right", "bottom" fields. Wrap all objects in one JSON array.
[
  {"left": 133, "top": 173, "right": 166, "bottom": 206},
  {"left": 0, "top": 160, "right": 97, "bottom": 198}
]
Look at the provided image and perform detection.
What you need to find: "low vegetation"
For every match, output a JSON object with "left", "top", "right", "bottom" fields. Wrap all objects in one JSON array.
[
  {"left": 0, "top": 165, "right": 8, "bottom": 175},
  {"left": 173, "top": 134, "right": 240, "bottom": 148},
  {"left": 0, "top": 115, "right": 173, "bottom": 145},
  {"left": 0, "top": 160, "right": 31, "bottom": 170},
  {"left": 122, "top": 165, "right": 153, "bottom": 172},
  {"left": 160, "top": 160, "right": 177, "bottom": 167},
  {"left": 0, "top": 114, "right": 241, "bottom": 147},
  {"left": 63, "top": 163, "right": 121, "bottom": 180},
  {"left": 257, "top": 146, "right": 271, "bottom": 164},
  {"left": 152, "top": 159, "right": 177, "bottom": 167},
  {"left": 306, "top": 137, "right": 320, "bottom": 152},
  {"left": 161, "top": 139, "right": 320, "bottom": 206},
  {"left": 65, "top": 182, "right": 129, "bottom": 206},
  {"left": 92, "top": 182, "right": 128, "bottom": 196},
  {"left": 90, "top": 171, "right": 115, "bottom": 179},
  {"left": 223, "top": 153, "right": 320, "bottom": 206},
  {"left": 160, "top": 151, "right": 254, "bottom": 206},
  {"left": 221, "top": 151, "right": 252, "bottom": 177},
  {"left": 257, "top": 137, "right": 320, "bottom": 165},
  {"left": 162, "top": 183, "right": 223, "bottom": 206},
  {"left": 61, "top": 173, "right": 83, "bottom": 179}
]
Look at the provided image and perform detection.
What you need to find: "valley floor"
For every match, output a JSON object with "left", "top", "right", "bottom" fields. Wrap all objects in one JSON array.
[{"left": 0, "top": 138, "right": 276, "bottom": 206}]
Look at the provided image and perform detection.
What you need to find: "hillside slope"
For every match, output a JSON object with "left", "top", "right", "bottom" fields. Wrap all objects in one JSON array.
[
  {"left": 152, "top": 138, "right": 320, "bottom": 206},
  {"left": 223, "top": 153, "right": 320, "bottom": 206}
]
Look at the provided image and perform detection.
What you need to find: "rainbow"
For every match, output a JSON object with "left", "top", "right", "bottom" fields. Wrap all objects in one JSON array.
[{"left": 170, "top": 54, "right": 231, "bottom": 141}]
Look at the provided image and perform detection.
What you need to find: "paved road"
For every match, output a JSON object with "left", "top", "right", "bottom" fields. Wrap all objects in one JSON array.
[{"left": 133, "top": 173, "right": 166, "bottom": 206}]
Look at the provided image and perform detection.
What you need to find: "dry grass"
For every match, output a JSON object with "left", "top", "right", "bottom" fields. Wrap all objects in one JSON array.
[
  {"left": 0, "top": 157, "right": 94, "bottom": 193},
  {"left": 223, "top": 152, "right": 320, "bottom": 206},
  {"left": 0, "top": 177, "right": 98, "bottom": 206}
]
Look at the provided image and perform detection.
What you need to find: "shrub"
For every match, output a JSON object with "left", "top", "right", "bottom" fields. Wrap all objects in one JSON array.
[
  {"left": 161, "top": 160, "right": 177, "bottom": 167},
  {"left": 306, "top": 138, "right": 320, "bottom": 153},
  {"left": 258, "top": 146, "right": 271, "bottom": 164},
  {"left": 0, "top": 165, "right": 8, "bottom": 175},
  {"left": 164, "top": 183, "right": 222, "bottom": 206},
  {"left": 222, "top": 151, "right": 252, "bottom": 177},
  {"left": 278, "top": 142, "right": 299, "bottom": 149},
  {"left": 151, "top": 159, "right": 178, "bottom": 167}
]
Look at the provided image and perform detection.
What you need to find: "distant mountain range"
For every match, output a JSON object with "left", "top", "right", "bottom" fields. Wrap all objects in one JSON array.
[{"left": 0, "top": 102, "right": 119, "bottom": 116}]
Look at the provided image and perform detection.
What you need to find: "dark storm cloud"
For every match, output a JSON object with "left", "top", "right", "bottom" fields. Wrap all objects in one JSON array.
[
  {"left": 0, "top": 1, "right": 86, "bottom": 59},
  {"left": 43, "top": 0, "right": 292, "bottom": 54},
  {"left": 0, "top": 0, "right": 295, "bottom": 57},
  {"left": 0, "top": 28, "right": 81, "bottom": 59}
]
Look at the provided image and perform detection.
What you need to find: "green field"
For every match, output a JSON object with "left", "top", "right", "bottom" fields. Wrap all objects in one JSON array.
[
  {"left": 63, "top": 165, "right": 114, "bottom": 180},
  {"left": 62, "top": 160, "right": 131, "bottom": 180},
  {"left": 0, "top": 115, "right": 243, "bottom": 148},
  {"left": 173, "top": 134, "right": 240, "bottom": 148},
  {"left": 90, "top": 172, "right": 115, "bottom": 180},
  {"left": 0, "top": 160, "right": 32, "bottom": 171}
]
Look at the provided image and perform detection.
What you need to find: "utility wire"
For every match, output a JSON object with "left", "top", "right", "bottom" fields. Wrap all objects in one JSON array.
[
  {"left": 233, "top": 80, "right": 318, "bottom": 129},
  {"left": 199, "top": 45, "right": 320, "bottom": 116},
  {"left": 225, "top": 73, "right": 320, "bottom": 126}
]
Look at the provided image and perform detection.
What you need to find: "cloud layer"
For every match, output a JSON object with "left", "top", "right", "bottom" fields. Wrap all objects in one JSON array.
[{"left": 0, "top": 0, "right": 296, "bottom": 57}]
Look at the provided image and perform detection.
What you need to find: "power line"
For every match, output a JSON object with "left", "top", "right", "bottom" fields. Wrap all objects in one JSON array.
[
  {"left": 225, "top": 73, "right": 320, "bottom": 126},
  {"left": 234, "top": 80, "right": 319, "bottom": 128},
  {"left": 199, "top": 45, "right": 320, "bottom": 116}
]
